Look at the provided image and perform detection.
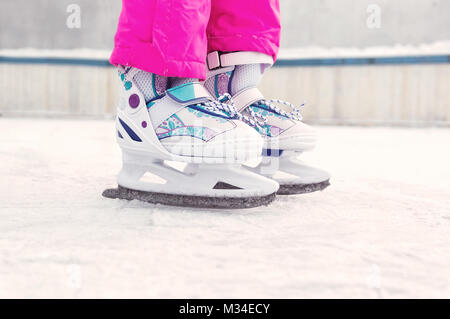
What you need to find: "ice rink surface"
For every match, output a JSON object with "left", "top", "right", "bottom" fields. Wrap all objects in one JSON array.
[{"left": 0, "top": 118, "right": 449, "bottom": 298}]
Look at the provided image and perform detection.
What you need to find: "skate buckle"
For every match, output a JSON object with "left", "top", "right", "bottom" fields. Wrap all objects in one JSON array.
[
  {"left": 207, "top": 51, "right": 274, "bottom": 71},
  {"left": 206, "top": 51, "right": 222, "bottom": 70}
]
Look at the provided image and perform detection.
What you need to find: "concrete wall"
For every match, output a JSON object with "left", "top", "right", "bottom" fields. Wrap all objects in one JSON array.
[
  {"left": 1, "top": 0, "right": 450, "bottom": 50},
  {"left": 0, "top": 0, "right": 119, "bottom": 50},
  {"left": 280, "top": 0, "right": 450, "bottom": 48}
]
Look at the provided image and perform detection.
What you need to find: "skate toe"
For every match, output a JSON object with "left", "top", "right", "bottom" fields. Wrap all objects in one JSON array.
[
  {"left": 160, "top": 120, "right": 263, "bottom": 163},
  {"left": 267, "top": 121, "right": 317, "bottom": 151}
]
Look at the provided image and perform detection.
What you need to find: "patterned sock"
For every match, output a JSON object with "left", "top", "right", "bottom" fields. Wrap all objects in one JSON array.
[
  {"left": 204, "top": 63, "right": 270, "bottom": 98},
  {"left": 131, "top": 68, "right": 168, "bottom": 103},
  {"left": 230, "top": 63, "right": 269, "bottom": 95},
  {"left": 169, "top": 77, "right": 198, "bottom": 88}
]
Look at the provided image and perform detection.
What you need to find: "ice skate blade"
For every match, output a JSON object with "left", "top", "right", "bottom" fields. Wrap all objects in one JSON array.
[
  {"left": 277, "top": 179, "right": 330, "bottom": 195},
  {"left": 102, "top": 186, "right": 276, "bottom": 209}
]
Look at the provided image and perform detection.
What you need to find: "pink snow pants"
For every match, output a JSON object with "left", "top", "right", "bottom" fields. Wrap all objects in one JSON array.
[{"left": 110, "top": 0, "right": 280, "bottom": 80}]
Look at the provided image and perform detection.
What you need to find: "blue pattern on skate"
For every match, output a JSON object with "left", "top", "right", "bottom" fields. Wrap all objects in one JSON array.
[
  {"left": 262, "top": 149, "right": 284, "bottom": 157},
  {"left": 119, "top": 118, "right": 142, "bottom": 142}
]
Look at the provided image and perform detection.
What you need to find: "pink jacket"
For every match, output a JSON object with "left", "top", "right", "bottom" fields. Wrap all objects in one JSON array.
[{"left": 110, "top": 0, "right": 280, "bottom": 80}]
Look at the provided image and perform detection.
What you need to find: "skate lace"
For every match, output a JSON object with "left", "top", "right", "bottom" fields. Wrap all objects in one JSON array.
[
  {"left": 255, "top": 99, "right": 305, "bottom": 122},
  {"left": 198, "top": 93, "right": 266, "bottom": 128}
]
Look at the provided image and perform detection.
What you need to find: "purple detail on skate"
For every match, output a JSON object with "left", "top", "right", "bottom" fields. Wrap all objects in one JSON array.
[
  {"left": 262, "top": 149, "right": 284, "bottom": 157},
  {"left": 157, "top": 126, "right": 217, "bottom": 142},
  {"left": 227, "top": 70, "right": 235, "bottom": 95},
  {"left": 129, "top": 94, "right": 140, "bottom": 108},
  {"left": 256, "top": 122, "right": 283, "bottom": 137},
  {"left": 156, "top": 114, "right": 219, "bottom": 141},
  {"left": 154, "top": 75, "right": 168, "bottom": 95},
  {"left": 269, "top": 125, "right": 283, "bottom": 136},
  {"left": 141, "top": 121, "right": 147, "bottom": 128},
  {"left": 118, "top": 118, "right": 142, "bottom": 142},
  {"left": 118, "top": 130, "right": 123, "bottom": 139},
  {"left": 216, "top": 73, "right": 230, "bottom": 96}
]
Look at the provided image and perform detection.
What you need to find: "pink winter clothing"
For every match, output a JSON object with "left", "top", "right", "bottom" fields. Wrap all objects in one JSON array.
[{"left": 110, "top": 0, "right": 280, "bottom": 80}]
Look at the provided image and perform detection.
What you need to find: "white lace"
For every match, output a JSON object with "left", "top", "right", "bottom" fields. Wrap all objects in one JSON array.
[
  {"left": 198, "top": 93, "right": 266, "bottom": 128},
  {"left": 256, "top": 99, "right": 305, "bottom": 121}
]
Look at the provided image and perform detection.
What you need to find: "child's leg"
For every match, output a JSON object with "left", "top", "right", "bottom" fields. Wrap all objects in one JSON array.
[
  {"left": 110, "top": 0, "right": 212, "bottom": 80},
  {"left": 207, "top": 0, "right": 281, "bottom": 62}
]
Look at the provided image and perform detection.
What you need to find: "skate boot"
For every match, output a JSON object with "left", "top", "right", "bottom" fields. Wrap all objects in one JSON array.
[
  {"left": 103, "top": 66, "right": 279, "bottom": 208},
  {"left": 204, "top": 51, "right": 330, "bottom": 195}
]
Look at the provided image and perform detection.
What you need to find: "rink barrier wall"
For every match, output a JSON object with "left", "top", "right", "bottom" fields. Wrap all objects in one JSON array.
[
  {"left": 0, "top": 56, "right": 111, "bottom": 67},
  {"left": 1, "top": 55, "right": 450, "bottom": 126},
  {"left": 1, "top": 55, "right": 450, "bottom": 67}
]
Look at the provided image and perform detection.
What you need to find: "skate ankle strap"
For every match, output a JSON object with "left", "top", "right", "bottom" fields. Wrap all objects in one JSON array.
[
  {"left": 166, "top": 82, "right": 212, "bottom": 103},
  {"left": 233, "top": 87, "right": 264, "bottom": 112},
  {"left": 207, "top": 51, "right": 273, "bottom": 71}
]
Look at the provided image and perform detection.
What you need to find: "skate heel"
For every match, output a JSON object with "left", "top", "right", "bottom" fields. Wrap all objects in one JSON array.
[{"left": 249, "top": 153, "right": 330, "bottom": 195}]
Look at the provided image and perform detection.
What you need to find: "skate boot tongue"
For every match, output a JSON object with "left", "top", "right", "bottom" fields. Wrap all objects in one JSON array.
[{"left": 166, "top": 82, "right": 212, "bottom": 105}]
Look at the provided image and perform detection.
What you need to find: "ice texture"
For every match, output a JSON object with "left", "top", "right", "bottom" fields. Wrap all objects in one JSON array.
[{"left": 0, "top": 118, "right": 449, "bottom": 298}]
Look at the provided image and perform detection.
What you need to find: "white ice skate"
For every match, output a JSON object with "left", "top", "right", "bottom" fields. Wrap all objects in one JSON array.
[
  {"left": 204, "top": 51, "right": 330, "bottom": 195},
  {"left": 103, "top": 66, "right": 279, "bottom": 208}
]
